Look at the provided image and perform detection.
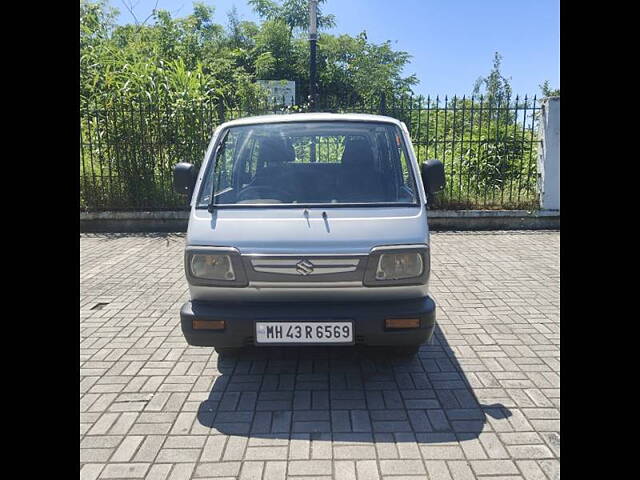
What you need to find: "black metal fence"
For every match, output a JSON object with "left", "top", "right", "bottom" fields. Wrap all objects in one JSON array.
[{"left": 80, "top": 94, "right": 541, "bottom": 211}]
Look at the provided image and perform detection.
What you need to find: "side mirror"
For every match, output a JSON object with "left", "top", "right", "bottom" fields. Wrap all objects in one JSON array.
[
  {"left": 173, "top": 162, "right": 196, "bottom": 197},
  {"left": 421, "top": 159, "right": 445, "bottom": 195}
]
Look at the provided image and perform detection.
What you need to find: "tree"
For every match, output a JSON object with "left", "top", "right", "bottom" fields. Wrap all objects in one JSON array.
[
  {"left": 80, "top": 0, "right": 419, "bottom": 107},
  {"left": 248, "top": 0, "right": 336, "bottom": 33},
  {"left": 318, "top": 32, "right": 417, "bottom": 103},
  {"left": 472, "top": 52, "right": 515, "bottom": 123},
  {"left": 473, "top": 52, "right": 512, "bottom": 103},
  {"left": 539, "top": 80, "right": 560, "bottom": 97}
]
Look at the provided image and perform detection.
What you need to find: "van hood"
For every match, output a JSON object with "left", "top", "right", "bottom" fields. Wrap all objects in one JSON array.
[{"left": 186, "top": 206, "right": 428, "bottom": 254}]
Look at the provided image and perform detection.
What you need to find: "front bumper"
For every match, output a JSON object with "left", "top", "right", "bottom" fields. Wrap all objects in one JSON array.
[{"left": 179, "top": 296, "right": 436, "bottom": 348}]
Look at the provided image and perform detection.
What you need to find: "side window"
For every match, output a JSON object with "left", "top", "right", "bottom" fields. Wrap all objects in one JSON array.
[
  {"left": 395, "top": 133, "right": 412, "bottom": 188},
  {"left": 386, "top": 127, "right": 415, "bottom": 200},
  {"left": 241, "top": 137, "right": 260, "bottom": 187},
  {"left": 375, "top": 132, "right": 391, "bottom": 173},
  {"left": 399, "top": 147, "right": 411, "bottom": 186},
  {"left": 197, "top": 131, "right": 237, "bottom": 206},
  {"left": 213, "top": 131, "right": 238, "bottom": 194}
]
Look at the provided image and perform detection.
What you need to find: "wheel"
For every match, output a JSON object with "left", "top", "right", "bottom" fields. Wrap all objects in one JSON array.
[
  {"left": 390, "top": 345, "right": 421, "bottom": 357},
  {"left": 215, "top": 347, "right": 242, "bottom": 357}
]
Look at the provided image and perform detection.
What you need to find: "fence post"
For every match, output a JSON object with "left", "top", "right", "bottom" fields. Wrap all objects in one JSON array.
[
  {"left": 379, "top": 92, "right": 387, "bottom": 116},
  {"left": 217, "top": 101, "right": 225, "bottom": 124},
  {"left": 537, "top": 97, "right": 560, "bottom": 211}
]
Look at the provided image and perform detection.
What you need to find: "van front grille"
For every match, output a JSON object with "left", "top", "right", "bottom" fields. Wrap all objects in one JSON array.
[
  {"left": 242, "top": 255, "right": 367, "bottom": 283},
  {"left": 250, "top": 257, "right": 359, "bottom": 275}
]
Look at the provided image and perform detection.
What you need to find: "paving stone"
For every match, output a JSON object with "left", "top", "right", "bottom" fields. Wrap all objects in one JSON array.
[
  {"left": 448, "top": 460, "right": 476, "bottom": 480},
  {"left": 194, "top": 461, "right": 241, "bottom": 477},
  {"left": 335, "top": 460, "right": 356, "bottom": 480},
  {"left": 470, "top": 460, "right": 519, "bottom": 476},
  {"left": 155, "top": 448, "right": 201, "bottom": 463},
  {"left": 374, "top": 433, "right": 398, "bottom": 459},
  {"left": 80, "top": 449, "right": 113, "bottom": 463},
  {"left": 163, "top": 435, "right": 206, "bottom": 449},
  {"left": 223, "top": 436, "right": 248, "bottom": 461},
  {"left": 110, "top": 435, "right": 144, "bottom": 462},
  {"left": 515, "top": 460, "right": 548, "bottom": 480},
  {"left": 288, "top": 460, "right": 332, "bottom": 475},
  {"left": 99, "top": 463, "right": 149, "bottom": 478},
  {"left": 356, "top": 460, "right": 380, "bottom": 480},
  {"left": 538, "top": 459, "right": 560, "bottom": 480},
  {"left": 263, "top": 461, "right": 287, "bottom": 480},
  {"left": 379, "top": 459, "right": 426, "bottom": 475},
  {"left": 133, "top": 435, "right": 165, "bottom": 462},
  {"left": 420, "top": 444, "right": 465, "bottom": 459},
  {"left": 80, "top": 232, "right": 560, "bottom": 480},
  {"left": 333, "top": 445, "right": 377, "bottom": 459},
  {"left": 80, "top": 464, "right": 104, "bottom": 480},
  {"left": 142, "top": 464, "right": 172, "bottom": 480},
  {"left": 239, "top": 461, "right": 264, "bottom": 480},
  {"left": 288, "top": 433, "right": 310, "bottom": 460},
  {"left": 199, "top": 435, "right": 227, "bottom": 462},
  {"left": 506, "top": 445, "right": 554, "bottom": 459},
  {"left": 425, "top": 461, "right": 453, "bottom": 480},
  {"left": 244, "top": 446, "right": 288, "bottom": 460},
  {"left": 167, "top": 463, "right": 196, "bottom": 480}
]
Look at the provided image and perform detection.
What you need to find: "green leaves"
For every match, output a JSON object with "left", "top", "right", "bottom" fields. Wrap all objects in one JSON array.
[
  {"left": 539, "top": 80, "right": 560, "bottom": 97},
  {"left": 248, "top": 0, "right": 336, "bottom": 33},
  {"left": 79, "top": 0, "right": 440, "bottom": 211},
  {"left": 80, "top": 0, "right": 418, "bottom": 108}
]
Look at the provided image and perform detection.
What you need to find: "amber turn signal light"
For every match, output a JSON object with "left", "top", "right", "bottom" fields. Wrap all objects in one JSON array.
[
  {"left": 193, "top": 320, "right": 226, "bottom": 330},
  {"left": 385, "top": 318, "right": 420, "bottom": 329}
]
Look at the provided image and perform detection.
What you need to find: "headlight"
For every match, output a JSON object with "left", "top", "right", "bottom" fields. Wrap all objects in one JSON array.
[
  {"left": 376, "top": 252, "right": 423, "bottom": 280},
  {"left": 185, "top": 247, "right": 248, "bottom": 287},
  {"left": 190, "top": 254, "right": 235, "bottom": 280},
  {"left": 364, "top": 246, "right": 430, "bottom": 286}
]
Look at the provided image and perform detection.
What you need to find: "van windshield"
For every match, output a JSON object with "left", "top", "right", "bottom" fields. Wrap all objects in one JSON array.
[{"left": 197, "top": 121, "right": 418, "bottom": 208}]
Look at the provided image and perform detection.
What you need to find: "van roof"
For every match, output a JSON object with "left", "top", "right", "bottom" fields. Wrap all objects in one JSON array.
[{"left": 218, "top": 112, "right": 403, "bottom": 129}]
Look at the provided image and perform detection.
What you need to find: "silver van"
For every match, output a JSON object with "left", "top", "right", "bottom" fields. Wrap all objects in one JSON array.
[{"left": 173, "top": 113, "right": 445, "bottom": 357}]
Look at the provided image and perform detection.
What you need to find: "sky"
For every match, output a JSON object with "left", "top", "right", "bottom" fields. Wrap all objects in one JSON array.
[{"left": 113, "top": 0, "right": 559, "bottom": 98}]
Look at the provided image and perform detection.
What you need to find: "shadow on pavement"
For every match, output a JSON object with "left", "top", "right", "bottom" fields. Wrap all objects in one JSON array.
[{"left": 197, "top": 324, "right": 510, "bottom": 443}]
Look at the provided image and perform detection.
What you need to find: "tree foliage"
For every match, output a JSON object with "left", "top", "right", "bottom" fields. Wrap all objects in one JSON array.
[
  {"left": 248, "top": 0, "right": 336, "bottom": 33},
  {"left": 80, "top": 1, "right": 541, "bottom": 212},
  {"left": 80, "top": 0, "right": 417, "bottom": 107},
  {"left": 539, "top": 80, "right": 560, "bottom": 97},
  {"left": 80, "top": 0, "right": 420, "bottom": 210},
  {"left": 473, "top": 52, "right": 513, "bottom": 104}
]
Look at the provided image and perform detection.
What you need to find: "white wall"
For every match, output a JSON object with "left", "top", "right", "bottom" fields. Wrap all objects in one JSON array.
[{"left": 537, "top": 97, "right": 560, "bottom": 211}]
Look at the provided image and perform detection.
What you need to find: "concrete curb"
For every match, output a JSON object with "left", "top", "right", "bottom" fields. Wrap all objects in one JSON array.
[{"left": 80, "top": 210, "right": 559, "bottom": 233}]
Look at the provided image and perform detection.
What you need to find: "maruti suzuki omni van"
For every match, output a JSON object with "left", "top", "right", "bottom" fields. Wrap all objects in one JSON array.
[{"left": 173, "top": 113, "right": 445, "bottom": 357}]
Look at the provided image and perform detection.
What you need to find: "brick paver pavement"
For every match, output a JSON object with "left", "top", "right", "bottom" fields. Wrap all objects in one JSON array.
[{"left": 80, "top": 231, "right": 559, "bottom": 480}]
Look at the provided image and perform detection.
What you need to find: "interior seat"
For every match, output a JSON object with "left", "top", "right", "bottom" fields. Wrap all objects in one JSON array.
[
  {"left": 284, "top": 163, "right": 341, "bottom": 203},
  {"left": 337, "top": 136, "right": 388, "bottom": 202},
  {"left": 252, "top": 135, "right": 295, "bottom": 183},
  {"left": 242, "top": 135, "right": 296, "bottom": 200}
]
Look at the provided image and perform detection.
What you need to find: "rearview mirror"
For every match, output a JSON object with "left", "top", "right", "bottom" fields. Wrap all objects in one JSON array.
[
  {"left": 421, "top": 159, "right": 445, "bottom": 195},
  {"left": 173, "top": 162, "right": 196, "bottom": 197}
]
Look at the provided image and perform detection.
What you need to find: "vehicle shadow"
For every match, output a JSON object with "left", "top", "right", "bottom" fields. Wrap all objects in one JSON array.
[{"left": 197, "top": 324, "right": 511, "bottom": 443}]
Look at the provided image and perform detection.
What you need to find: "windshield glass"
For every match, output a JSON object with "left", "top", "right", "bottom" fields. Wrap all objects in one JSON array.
[{"left": 197, "top": 121, "right": 418, "bottom": 207}]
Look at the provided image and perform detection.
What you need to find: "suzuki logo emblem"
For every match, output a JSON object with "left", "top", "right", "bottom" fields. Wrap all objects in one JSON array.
[{"left": 295, "top": 259, "right": 314, "bottom": 275}]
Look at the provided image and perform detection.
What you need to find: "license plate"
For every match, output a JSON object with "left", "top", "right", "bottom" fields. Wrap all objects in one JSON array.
[{"left": 255, "top": 321, "right": 353, "bottom": 344}]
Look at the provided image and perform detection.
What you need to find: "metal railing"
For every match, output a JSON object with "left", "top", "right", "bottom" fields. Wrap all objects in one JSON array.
[{"left": 80, "top": 94, "right": 540, "bottom": 211}]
